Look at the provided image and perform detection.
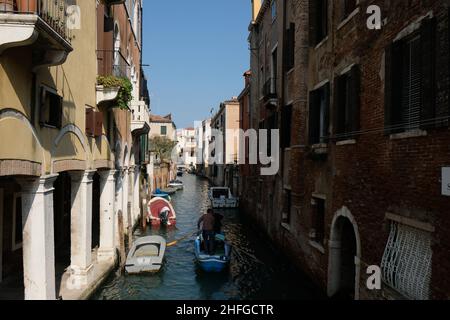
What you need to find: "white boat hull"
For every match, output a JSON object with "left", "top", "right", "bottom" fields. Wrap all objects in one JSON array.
[{"left": 125, "top": 236, "right": 166, "bottom": 274}]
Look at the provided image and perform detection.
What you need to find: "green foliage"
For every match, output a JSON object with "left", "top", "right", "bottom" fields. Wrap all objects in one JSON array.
[
  {"left": 97, "top": 75, "right": 133, "bottom": 110},
  {"left": 149, "top": 136, "right": 177, "bottom": 162}
]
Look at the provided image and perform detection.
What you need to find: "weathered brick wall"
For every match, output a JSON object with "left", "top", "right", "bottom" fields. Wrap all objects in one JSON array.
[{"left": 242, "top": 0, "right": 450, "bottom": 299}]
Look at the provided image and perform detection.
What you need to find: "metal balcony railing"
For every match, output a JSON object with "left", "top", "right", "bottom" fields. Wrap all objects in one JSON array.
[
  {"left": 0, "top": 0, "right": 72, "bottom": 43},
  {"left": 97, "top": 49, "right": 131, "bottom": 79}
]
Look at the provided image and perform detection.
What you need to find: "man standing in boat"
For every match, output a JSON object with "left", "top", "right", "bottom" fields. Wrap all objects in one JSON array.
[{"left": 197, "top": 209, "right": 216, "bottom": 254}]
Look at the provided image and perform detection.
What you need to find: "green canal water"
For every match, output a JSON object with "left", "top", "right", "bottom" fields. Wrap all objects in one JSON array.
[{"left": 93, "top": 174, "right": 325, "bottom": 300}]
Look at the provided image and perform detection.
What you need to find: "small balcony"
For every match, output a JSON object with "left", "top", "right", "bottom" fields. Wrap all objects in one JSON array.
[
  {"left": 262, "top": 77, "right": 278, "bottom": 105},
  {"left": 131, "top": 100, "right": 150, "bottom": 136},
  {"left": 97, "top": 49, "right": 131, "bottom": 79},
  {"left": 96, "top": 49, "right": 131, "bottom": 104},
  {"left": 0, "top": 0, "right": 73, "bottom": 67}
]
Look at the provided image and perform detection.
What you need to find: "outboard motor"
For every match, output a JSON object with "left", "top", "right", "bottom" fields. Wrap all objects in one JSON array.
[{"left": 159, "top": 209, "right": 170, "bottom": 225}]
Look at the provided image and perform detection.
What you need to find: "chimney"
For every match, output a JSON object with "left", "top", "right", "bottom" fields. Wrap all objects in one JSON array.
[{"left": 251, "top": 0, "right": 262, "bottom": 22}]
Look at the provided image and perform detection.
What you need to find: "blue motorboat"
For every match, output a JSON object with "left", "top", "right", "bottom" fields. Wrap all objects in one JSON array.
[
  {"left": 194, "top": 233, "right": 231, "bottom": 272},
  {"left": 151, "top": 188, "right": 171, "bottom": 201}
]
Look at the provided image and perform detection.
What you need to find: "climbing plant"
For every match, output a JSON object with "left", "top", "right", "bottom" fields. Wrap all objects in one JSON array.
[{"left": 97, "top": 75, "right": 133, "bottom": 110}]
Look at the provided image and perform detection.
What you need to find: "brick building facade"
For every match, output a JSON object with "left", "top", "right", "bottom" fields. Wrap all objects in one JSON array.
[{"left": 241, "top": 0, "right": 450, "bottom": 300}]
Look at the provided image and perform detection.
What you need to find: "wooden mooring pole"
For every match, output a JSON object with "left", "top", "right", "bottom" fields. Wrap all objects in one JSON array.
[{"left": 117, "top": 210, "right": 126, "bottom": 274}]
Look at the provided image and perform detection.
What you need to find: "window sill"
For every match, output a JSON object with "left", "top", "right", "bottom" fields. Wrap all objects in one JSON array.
[
  {"left": 286, "top": 67, "right": 295, "bottom": 77},
  {"left": 311, "top": 143, "right": 328, "bottom": 154},
  {"left": 309, "top": 240, "right": 325, "bottom": 254},
  {"left": 337, "top": 7, "right": 360, "bottom": 31},
  {"left": 314, "top": 36, "right": 329, "bottom": 50},
  {"left": 41, "top": 124, "right": 59, "bottom": 130},
  {"left": 336, "top": 139, "right": 356, "bottom": 146},
  {"left": 281, "top": 222, "right": 291, "bottom": 232},
  {"left": 389, "top": 129, "right": 427, "bottom": 140}
]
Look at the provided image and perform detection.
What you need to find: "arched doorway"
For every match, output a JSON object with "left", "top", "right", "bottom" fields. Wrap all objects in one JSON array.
[{"left": 328, "top": 207, "right": 361, "bottom": 300}]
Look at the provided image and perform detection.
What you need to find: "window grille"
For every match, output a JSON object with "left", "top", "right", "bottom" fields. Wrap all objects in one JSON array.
[{"left": 381, "top": 221, "right": 432, "bottom": 300}]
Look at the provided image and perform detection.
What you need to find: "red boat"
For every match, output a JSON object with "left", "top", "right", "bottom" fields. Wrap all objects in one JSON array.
[{"left": 147, "top": 197, "right": 176, "bottom": 227}]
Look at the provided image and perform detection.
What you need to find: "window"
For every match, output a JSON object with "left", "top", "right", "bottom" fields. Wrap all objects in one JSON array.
[
  {"left": 342, "top": 0, "right": 357, "bottom": 19},
  {"left": 385, "top": 18, "right": 437, "bottom": 134},
  {"left": 309, "top": 83, "right": 330, "bottom": 145},
  {"left": 381, "top": 221, "right": 432, "bottom": 300},
  {"left": 271, "top": 0, "right": 277, "bottom": 21},
  {"left": 39, "top": 87, "right": 62, "bottom": 128},
  {"left": 160, "top": 125, "right": 167, "bottom": 135},
  {"left": 284, "top": 23, "right": 295, "bottom": 71},
  {"left": 309, "top": 0, "right": 328, "bottom": 46},
  {"left": 281, "top": 105, "right": 293, "bottom": 148},
  {"left": 12, "top": 193, "right": 22, "bottom": 251},
  {"left": 311, "top": 197, "right": 325, "bottom": 244},
  {"left": 334, "top": 65, "right": 360, "bottom": 140},
  {"left": 282, "top": 189, "right": 291, "bottom": 225}
]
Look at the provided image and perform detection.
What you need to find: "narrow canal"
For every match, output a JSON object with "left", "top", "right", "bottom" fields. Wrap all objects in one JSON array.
[{"left": 94, "top": 174, "right": 325, "bottom": 300}]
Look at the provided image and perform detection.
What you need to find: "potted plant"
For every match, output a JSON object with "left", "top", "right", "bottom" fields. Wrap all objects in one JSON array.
[
  {"left": 0, "top": 0, "right": 14, "bottom": 12},
  {"left": 18, "top": 0, "right": 37, "bottom": 13}
]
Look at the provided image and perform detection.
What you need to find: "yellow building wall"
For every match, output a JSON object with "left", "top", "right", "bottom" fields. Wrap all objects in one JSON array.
[{"left": 0, "top": 1, "right": 114, "bottom": 175}]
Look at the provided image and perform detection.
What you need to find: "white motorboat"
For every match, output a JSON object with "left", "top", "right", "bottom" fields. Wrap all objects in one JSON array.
[
  {"left": 168, "top": 179, "right": 184, "bottom": 189},
  {"left": 125, "top": 236, "right": 166, "bottom": 274},
  {"left": 208, "top": 187, "right": 239, "bottom": 209}
]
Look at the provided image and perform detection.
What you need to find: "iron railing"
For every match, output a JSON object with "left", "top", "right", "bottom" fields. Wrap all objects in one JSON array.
[
  {"left": 0, "top": 0, "right": 72, "bottom": 43},
  {"left": 97, "top": 49, "right": 131, "bottom": 79}
]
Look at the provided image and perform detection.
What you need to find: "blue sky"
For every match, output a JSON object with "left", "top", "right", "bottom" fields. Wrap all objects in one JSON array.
[{"left": 142, "top": 0, "right": 251, "bottom": 129}]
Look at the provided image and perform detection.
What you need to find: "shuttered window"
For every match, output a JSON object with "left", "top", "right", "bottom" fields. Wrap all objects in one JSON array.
[
  {"left": 385, "top": 18, "right": 437, "bottom": 134},
  {"left": 284, "top": 23, "right": 295, "bottom": 71},
  {"left": 334, "top": 65, "right": 361, "bottom": 140},
  {"left": 381, "top": 221, "right": 432, "bottom": 300},
  {"left": 309, "top": 83, "right": 330, "bottom": 145},
  {"left": 309, "top": 0, "right": 328, "bottom": 46},
  {"left": 401, "top": 36, "right": 422, "bottom": 130},
  {"left": 39, "top": 87, "right": 62, "bottom": 129}
]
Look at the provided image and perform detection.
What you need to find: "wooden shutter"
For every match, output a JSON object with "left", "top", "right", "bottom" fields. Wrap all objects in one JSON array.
[
  {"left": 384, "top": 42, "right": 403, "bottom": 134},
  {"left": 309, "top": 0, "right": 317, "bottom": 47},
  {"left": 94, "top": 111, "right": 103, "bottom": 137},
  {"left": 86, "top": 108, "right": 95, "bottom": 137},
  {"left": 420, "top": 17, "right": 436, "bottom": 129},
  {"left": 349, "top": 65, "right": 361, "bottom": 135}
]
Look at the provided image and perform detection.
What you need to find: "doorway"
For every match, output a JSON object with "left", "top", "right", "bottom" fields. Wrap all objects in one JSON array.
[{"left": 328, "top": 208, "right": 360, "bottom": 300}]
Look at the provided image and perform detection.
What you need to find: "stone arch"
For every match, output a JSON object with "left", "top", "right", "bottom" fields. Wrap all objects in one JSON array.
[
  {"left": 327, "top": 206, "right": 362, "bottom": 300},
  {"left": 51, "top": 124, "right": 90, "bottom": 173},
  {"left": 0, "top": 109, "right": 46, "bottom": 175}
]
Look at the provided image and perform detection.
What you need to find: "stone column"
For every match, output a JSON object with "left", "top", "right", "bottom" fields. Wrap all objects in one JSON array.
[
  {"left": 19, "top": 175, "right": 58, "bottom": 300},
  {"left": 114, "top": 170, "right": 123, "bottom": 247},
  {"left": 128, "top": 165, "right": 136, "bottom": 226},
  {"left": 68, "top": 170, "right": 96, "bottom": 286},
  {"left": 97, "top": 170, "right": 116, "bottom": 262},
  {"left": 122, "top": 167, "right": 130, "bottom": 232},
  {"left": 133, "top": 166, "right": 141, "bottom": 224}
]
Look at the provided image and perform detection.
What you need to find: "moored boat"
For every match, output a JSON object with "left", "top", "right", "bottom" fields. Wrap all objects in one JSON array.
[
  {"left": 151, "top": 188, "right": 171, "bottom": 201},
  {"left": 168, "top": 179, "right": 184, "bottom": 190},
  {"left": 208, "top": 187, "right": 239, "bottom": 209},
  {"left": 147, "top": 197, "right": 176, "bottom": 227},
  {"left": 125, "top": 236, "right": 166, "bottom": 274},
  {"left": 194, "top": 233, "right": 231, "bottom": 272}
]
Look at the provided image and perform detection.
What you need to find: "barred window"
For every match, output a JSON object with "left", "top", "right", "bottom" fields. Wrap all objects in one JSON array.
[{"left": 381, "top": 221, "right": 432, "bottom": 300}]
